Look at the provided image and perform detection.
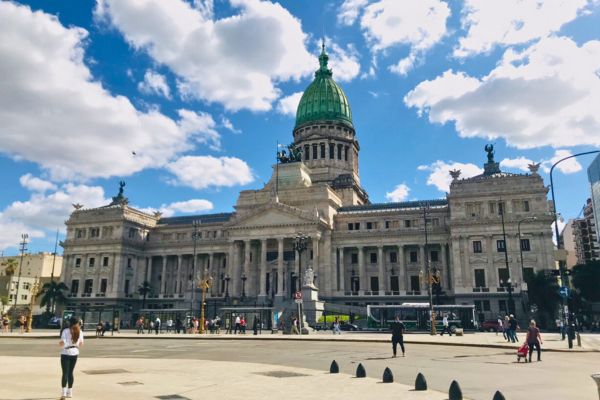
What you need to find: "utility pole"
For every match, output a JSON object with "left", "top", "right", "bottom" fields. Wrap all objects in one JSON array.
[{"left": 11, "top": 234, "right": 28, "bottom": 333}]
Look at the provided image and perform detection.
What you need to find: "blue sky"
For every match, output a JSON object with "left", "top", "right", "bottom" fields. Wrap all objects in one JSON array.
[{"left": 1, "top": 0, "right": 600, "bottom": 255}]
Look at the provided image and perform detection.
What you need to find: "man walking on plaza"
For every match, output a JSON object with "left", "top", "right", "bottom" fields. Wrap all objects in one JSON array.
[
  {"left": 440, "top": 314, "right": 452, "bottom": 336},
  {"left": 390, "top": 315, "right": 405, "bottom": 357},
  {"left": 508, "top": 315, "right": 518, "bottom": 343},
  {"left": 234, "top": 315, "right": 241, "bottom": 334}
]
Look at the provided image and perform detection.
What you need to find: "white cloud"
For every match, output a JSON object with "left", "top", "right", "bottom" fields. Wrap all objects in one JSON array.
[
  {"left": 455, "top": 0, "right": 592, "bottom": 57},
  {"left": 177, "top": 109, "right": 220, "bottom": 150},
  {"left": 405, "top": 37, "right": 600, "bottom": 149},
  {"left": 327, "top": 41, "right": 361, "bottom": 82},
  {"left": 277, "top": 92, "right": 303, "bottom": 117},
  {"left": 500, "top": 156, "right": 534, "bottom": 172},
  {"left": 139, "top": 198, "right": 214, "bottom": 217},
  {"left": 220, "top": 116, "right": 241, "bottom": 134},
  {"left": 418, "top": 161, "right": 483, "bottom": 192},
  {"left": 166, "top": 155, "right": 254, "bottom": 190},
  {"left": 0, "top": 2, "right": 220, "bottom": 181},
  {"left": 338, "top": 0, "right": 369, "bottom": 26},
  {"left": 95, "top": 0, "right": 314, "bottom": 111},
  {"left": 360, "top": 0, "right": 450, "bottom": 75},
  {"left": 542, "top": 149, "right": 583, "bottom": 174},
  {"left": 193, "top": 0, "right": 214, "bottom": 20},
  {"left": 138, "top": 69, "right": 171, "bottom": 99},
  {"left": 385, "top": 183, "right": 410, "bottom": 202},
  {"left": 19, "top": 174, "right": 57, "bottom": 193}
]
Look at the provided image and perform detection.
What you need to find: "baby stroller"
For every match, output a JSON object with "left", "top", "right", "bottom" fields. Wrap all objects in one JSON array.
[{"left": 517, "top": 342, "right": 529, "bottom": 362}]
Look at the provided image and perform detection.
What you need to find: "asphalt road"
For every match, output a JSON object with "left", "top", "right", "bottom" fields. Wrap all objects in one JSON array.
[{"left": 1, "top": 337, "right": 598, "bottom": 400}]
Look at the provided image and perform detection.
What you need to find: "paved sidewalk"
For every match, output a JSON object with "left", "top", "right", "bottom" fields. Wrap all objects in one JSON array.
[
  {"left": 2, "top": 330, "right": 599, "bottom": 352},
  {"left": 0, "top": 356, "right": 454, "bottom": 400}
]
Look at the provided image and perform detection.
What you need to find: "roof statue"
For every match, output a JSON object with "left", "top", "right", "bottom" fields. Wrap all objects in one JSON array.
[
  {"left": 528, "top": 162, "right": 541, "bottom": 175},
  {"left": 109, "top": 180, "right": 129, "bottom": 206},
  {"left": 72, "top": 203, "right": 83, "bottom": 210},
  {"left": 483, "top": 144, "right": 501, "bottom": 176},
  {"left": 449, "top": 169, "right": 461, "bottom": 180},
  {"left": 484, "top": 144, "right": 495, "bottom": 163},
  {"left": 276, "top": 143, "right": 302, "bottom": 164}
]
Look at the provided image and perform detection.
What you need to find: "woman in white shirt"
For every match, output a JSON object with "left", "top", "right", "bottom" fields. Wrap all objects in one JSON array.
[{"left": 59, "top": 317, "right": 84, "bottom": 399}]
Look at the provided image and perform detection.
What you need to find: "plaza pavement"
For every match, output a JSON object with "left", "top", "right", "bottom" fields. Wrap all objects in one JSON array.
[
  {"left": 0, "top": 356, "right": 452, "bottom": 400},
  {"left": 2, "top": 329, "right": 599, "bottom": 352}
]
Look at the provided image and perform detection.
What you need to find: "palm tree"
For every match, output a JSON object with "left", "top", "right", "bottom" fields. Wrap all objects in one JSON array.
[
  {"left": 39, "top": 280, "right": 69, "bottom": 314},
  {"left": 1, "top": 258, "right": 18, "bottom": 292},
  {"left": 137, "top": 281, "right": 153, "bottom": 309}
]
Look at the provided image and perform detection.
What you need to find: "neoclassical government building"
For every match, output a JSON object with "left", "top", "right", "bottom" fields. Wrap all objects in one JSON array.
[{"left": 61, "top": 48, "right": 555, "bottom": 322}]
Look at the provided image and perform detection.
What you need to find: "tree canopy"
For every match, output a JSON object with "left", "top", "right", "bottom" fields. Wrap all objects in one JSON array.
[{"left": 572, "top": 261, "right": 600, "bottom": 302}]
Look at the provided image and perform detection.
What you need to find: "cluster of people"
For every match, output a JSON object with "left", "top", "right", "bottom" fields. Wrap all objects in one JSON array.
[
  {"left": 1, "top": 314, "right": 10, "bottom": 333},
  {"left": 95, "top": 321, "right": 111, "bottom": 337},
  {"left": 499, "top": 315, "right": 520, "bottom": 342}
]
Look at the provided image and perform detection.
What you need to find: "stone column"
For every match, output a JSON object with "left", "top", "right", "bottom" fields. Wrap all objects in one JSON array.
[
  {"left": 486, "top": 235, "right": 495, "bottom": 288},
  {"left": 260, "top": 239, "right": 267, "bottom": 296},
  {"left": 398, "top": 245, "right": 406, "bottom": 291},
  {"left": 244, "top": 240, "right": 251, "bottom": 295},
  {"left": 277, "top": 238, "right": 284, "bottom": 296},
  {"left": 339, "top": 247, "right": 345, "bottom": 292},
  {"left": 312, "top": 236, "right": 319, "bottom": 288},
  {"left": 294, "top": 246, "right": 300, "bottom": 292},
  {"left": 176, "top": 255, "right": 182, "bottom": 294},
  {"left": 110, "top": 253, "right": 122, "bottom": 296},
  {"left": 161, "top": 255, "right": 167, "bottom": 294},
  {"left": 145, "top": 256, "right": 152, "bottom": 281},
  {"left": 228, "top": 242, "right": 238, "bottom": 297},
  {"left": 420, "top": 245, "right": 426, "bottom": 291},
  {"left": 378, "top": 246, "right": 385, "bottom": 293},
  {"left": 330, "top": 247, "right": 337, "bottom": 293},
  {"left": 358, "top": 246, "right": 365, "bottom": 293},
  {"left": 441, "top": 244, "right": 448, "bottom": 289},
  {"left": 208, "top": 252, "right": 216, "bottom": 296}
]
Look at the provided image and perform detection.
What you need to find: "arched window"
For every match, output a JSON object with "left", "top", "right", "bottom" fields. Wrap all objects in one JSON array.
[
  {"left": 329, "top": 143, "right": 335, "bottom": 159},
  {"left": 320, "top": 143, "right": 325, "bottom": 158},
  {"left": 312, "top": 144, "right": 318, "bottom": 159},
  {"left": 337, "top": 144, "right": 343, "bottom": 160},
  {"left": 344, "top": 146, "right": 349, "bottom": 161}
]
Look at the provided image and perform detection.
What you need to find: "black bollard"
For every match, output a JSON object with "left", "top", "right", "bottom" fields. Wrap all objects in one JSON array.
[
  {"left": 415, "top": 373, "right": 428, "bottom": 391},
  {"left": 330, "top": 360, "right": 339, "bottom": 374},
  {"left": 449, "top": 380, "right": 463, "bottom": 400},
  {"left": 382, "top": 367, "right": 393, "bottom": 383},
  {"left": 356, "top": 363, "right": 366, "bottom": 378},
  {"left": 492, "top": 391, "right": 506, "bottom": 400}
]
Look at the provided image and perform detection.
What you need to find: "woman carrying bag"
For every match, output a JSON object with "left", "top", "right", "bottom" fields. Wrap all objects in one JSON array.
[{"left": 59, "top": 317, "right": 84, "bottom": 399}]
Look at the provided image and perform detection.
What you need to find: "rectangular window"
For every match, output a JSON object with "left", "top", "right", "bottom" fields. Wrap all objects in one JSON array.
[
  {"left": 304, "top": 145, "right": 310, "bottom": 160},
  {"left": 489, "top": 202, "right": 496, "bottom": 215},
  {"left": 370, "top": 276, "right": 379, "bottom": 291},
  {"left": 347, "top": 223, "right": 353, "bottom": 231},
  {"left": 100, "top": 279, "right": 107, "bottom": 293},
  {"left": 75, "top": 257, "right": 82, "bottom": 268},
  {"left": 474, "top": 269, "right": 486, "bottom": 287},
  {"left": 351, "top": 253, "right": 358, "bottom": 264},
  {"left": 410, "top": 276, "right": 420, "bottom": 291},
  {"left": 23, "top": 282, "right": 31, "bottom": 290},
  {"left": 127, "top": 258, "right": 132, "bottom": 268},
  {"left": 354, "top": 222, "right": 360, "bottom": 230},
  {"left": 430, "top": 250, "right": 439, "bottom": 262},
  {"left": 498, "top": 268, "right": 509, "bottom": 286},
  {"left": 128, "top": 228, "right": 137, "bottom": 238},
  {"left": 366, "top": 222, "right": 373, "bottom": 230},
  {"left": 499, "top": 300, "right": 508, "bottom": 313},
  {"left": 76, "top": 229, "right": 85, "bottom": 238},
  {"left": 498, "top": 201, "right": 506, "bottom": 215},
  {"left": 21, "top": 294, "right": 27, "bottom": 301},
  {"left": 103, "top": 257, "right": 109, "bottom": 267},
  {"left": 385, "top": 221, "right": 390, "bottom": 229},
  {"left": 266, "top": 251, "right": 278, "bottom": 262},
  {"left": 496, "top": 240, "right": 506, "bottom": 252},
  {"left": 473, "top": 241, "right": 482, "bottom": 253},
  {"left": 404, "top": 220, "right": 411, "bottom": 228},
  {"left": 409, "top": 251, "right": 418, "bottom": 263},
  {"left": 389, "top": 252, "right": 397, "bottom": 263},
  {"left": 483, "top": 300, "right": 491, "bottom": 311},
  {"left": 329, "top": 143, "right": 335, "bottom": 159},
  {"left": 84, "top": 279, "right": 93, "bottom": 294},
  {"left": 124, "top": 279, "right": 130, "bottom": 295},
  {"left": 337, "top": 144, "right": 343, "bottom": 160},
  {"left": 520, "top": 238, "right": 531, "bottom": 251},
  {"left": 89, "top": 227, "right": 100, "bottom": 238},
  {"left": 523, "top": 200, "right": 530, "bottom": 212},
  {"left": 344, "top": 146, "right": 349, "bottom": 161},
  {"left": 431, "top": 218, "right": 440, "bottom": 226},
  {"left": 390, "top": 276, "right": 399, "bottom": 291},
  {"left": 312, "top": 144, "right": 318, "bottom": 159},
  {"left": 320, "top": 143, "right": 325, "bottom": 158},
  {"left": 370, "top": 252, "right": 377, "bottom": 264},
  {"left": 71, "top": 280, "right": 79, "bottom": 294},
  {"left": 283, "top": 251, "right": 295, "bottom": 261},
  {"left": 88, "top": 257, "right": 95, "bottom": 268}
]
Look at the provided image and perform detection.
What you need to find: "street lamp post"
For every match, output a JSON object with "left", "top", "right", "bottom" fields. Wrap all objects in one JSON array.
[
  {"left": 26, "top": 278, "right": 40, "bottom": 333},
  {"left": 198, "top": 271, "right": 212, "bottom": 334},
  {"left": 421, "top": 204, "right": 436, "bottom": 335},
  {"left": 241, "top": 273, "right": 247, "bottom": 301},
  {"left": 224, "top": 274, "right": 231, "bottom": 300},
  {"left": 190, "top": 220, "right": 201, "bottom": 318},
  {"left": 550, "top": 150, "right": 599, "bottom": 350},
  {"left": 11, "top": 234, "right": 28, "bottom": 333},
  {"left": 293, "top": 234, "right": 308, "bottom": 332}
]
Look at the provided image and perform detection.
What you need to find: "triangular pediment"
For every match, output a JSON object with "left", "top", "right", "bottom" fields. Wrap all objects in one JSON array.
[{"left": 226, "top": 202, "right": 319, "bottom": 228}]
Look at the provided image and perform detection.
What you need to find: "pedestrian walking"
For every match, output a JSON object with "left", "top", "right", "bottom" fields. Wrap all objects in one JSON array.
[
  {"left": 525, "top": 320, "right": 543, "bottom": 362},
  {"left": 497, "top": 317, "right": 503, "bottom": 336},
  {"left": 234, "top": 315, "right": 241, "bottom": 334},
  {"left": 503, "top": 316, "right": 510, "bottom": 341},
  {"left": 240, "top": 315, "right": 247, "bottom": 334},
  {"left": 59, "top": 317, "right": 84, "bottom": 399},
  {"left": 225, "top": 317, "right": 231, "bottom": 334},
  {"left": 440, "top": 314, "right": 452, "bottom": 336},
  {"left": 508, "top": 315, "right": 519, "bottom": 343},
  {"left": 390, "top": 315, "right": 405, "bottom": 357},
  {"left": 136, "top": 317, "right": 144, "bottom": 334},
  {"left": 166, "top": 319, "right": 173, "bottom": 333},
  {"left": 1, "top": 314, "right": 9, "bottom": 334},
  {"left": 291, "top": 316, "right": 300, "bottom": 335},
  {"left": 154, "top": 317, "right": 161, "bottom": 335},
  {"left": 253, "top": 317, "right": 258, "bottom": 335},
  {"left": 332, "top": 318, "right": 341, "bottom": 335}
]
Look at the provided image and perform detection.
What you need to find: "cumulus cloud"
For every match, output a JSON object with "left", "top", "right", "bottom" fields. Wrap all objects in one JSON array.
[
  {"left": 138, "top": 69, "right": 171, "bottom": 99},
  {"left": 138, "top": 198, "right": 214, "bottom": 217},
  {"left": 166, "top": 155, "right": 254, "bottom": 190},
  {"left": 277, "top": 92, "right": 303, "bottom": 116},
  {"left": 95, "top": 0, "right": 314, "bottom": 111},
  {"left": 19, "top": 174, "right": 57, "bottom": 193},
  {"left": 220, "top": 116, "right": 241, "bottom": 134},
  {"left": 542, "top": 149, "right": 583, "bottom": 174},
  {"left": 500, "top": 156, "right": 535, "bottom": 172},
  {"left": 360, "top": 0, "right": 450, "bottom": 75},
  {"left": 338, "top": 0, "right": 369, "bottom": 26},
  {"left": 385, "top": 183, "right": 410, "bottom": 202},
  {"left": 405, "top": 37, "right": 600, "bottom": 149},
  {"left": 177, "top": 109, "right": 220, "bottom": 150},
  {"left": 455, "top": 0, "right": 592, "bottom": 57},
  {"left": 418, "top": 161, "right": 483, "bottom": 192},
  {"left": 327, "top": 41, "right": 361, "bottom": 82},
  {"left": 0, "top": 2, "right": 221, "bottom": 181}
]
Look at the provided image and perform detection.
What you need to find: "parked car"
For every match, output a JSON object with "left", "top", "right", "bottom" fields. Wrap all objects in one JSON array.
[
  {"left": 339, "top": 322, "right": 359, "bottom": 331},
  {"left": 309, "top": 323, "right": 329, "bottom": 331},
  {"left": 47, "top": 317, "right": 62, "bottom": 329},
  {"left": 479, "top": 320, "right": 500, "bottom": 332}
]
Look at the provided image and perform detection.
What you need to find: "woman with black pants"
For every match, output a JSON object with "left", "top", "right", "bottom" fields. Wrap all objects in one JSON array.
[
  {"left": 59, "top": 317, "right": 84, "bottom": 399},
  {"left": 526, "top": 320, "right": 543, "bottom": 362}
]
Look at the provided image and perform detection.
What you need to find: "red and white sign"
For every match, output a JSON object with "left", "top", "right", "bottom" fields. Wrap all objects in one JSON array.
[{"left": 293, "top": 291, "right": 302, "bottom": 300}]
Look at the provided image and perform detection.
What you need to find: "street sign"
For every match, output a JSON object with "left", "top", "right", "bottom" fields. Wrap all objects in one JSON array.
[
  {"left": 293, "top": 291, "right": 302, "bottom": 300},
  {"left": 559, "top": 287, "right": 569, "bottom": 298},
  {"left": 294, "top": 298, "right": 303, "bottom": 304}
]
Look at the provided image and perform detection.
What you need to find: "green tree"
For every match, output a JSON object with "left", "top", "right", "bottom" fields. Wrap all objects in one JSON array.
[
  {"left": 39, "top": 280, "right": 69, "bottom": 314},
  {"left": 137, "top": 281, "right": 153, "bottom": 309},
  {"left": 1, "top": 258, "right": 18, "bottom": 276},
  {"left": 571, "top": 261, "right": 600, "bottom": 302},
  {"left": 526, "top": 271, "right": 561, "bottom": 329}
]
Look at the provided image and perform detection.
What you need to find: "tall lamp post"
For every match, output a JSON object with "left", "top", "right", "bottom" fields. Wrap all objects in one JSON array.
[
  {"left": 421, "top": 203, "right": 436, "bottom": 335},
  {"left": 11, "top": 234, "right": 28, "bottom": 333},
  {"left": 518, "top": 216, "right": 537, "bottom": 314},
  {"left": 241, "top": 273, "right": 247, "bottom": 301},
  {"left": 190, "top": 220, "right": 201, "bottom": 318},
  {"left": 26, "top": 278, "right": 40, "bottom": 333},
  {"left": 293, "top": 234, "right": 308, "bottom": 332},
  {"left": 499, "top": 201, "right": 516, "bottom": 317},
  {"left": 550, "top": 149, "right": 600, "bottom": 349},
  {"left": 198, "top": 270, "right": 212, "bottom": 334},
  {"left": 224, "top": 274, "right": 231, "bottom": 300}
]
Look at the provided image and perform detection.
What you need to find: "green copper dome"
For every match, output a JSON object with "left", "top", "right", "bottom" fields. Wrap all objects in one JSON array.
[{"left": 294, "top": 45, "right": 353, "bottom": 129}]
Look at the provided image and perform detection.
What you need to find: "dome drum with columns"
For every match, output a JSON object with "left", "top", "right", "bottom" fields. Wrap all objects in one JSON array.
[{"left": 60, "top": 48, "right": 555, "bottom": 327}]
